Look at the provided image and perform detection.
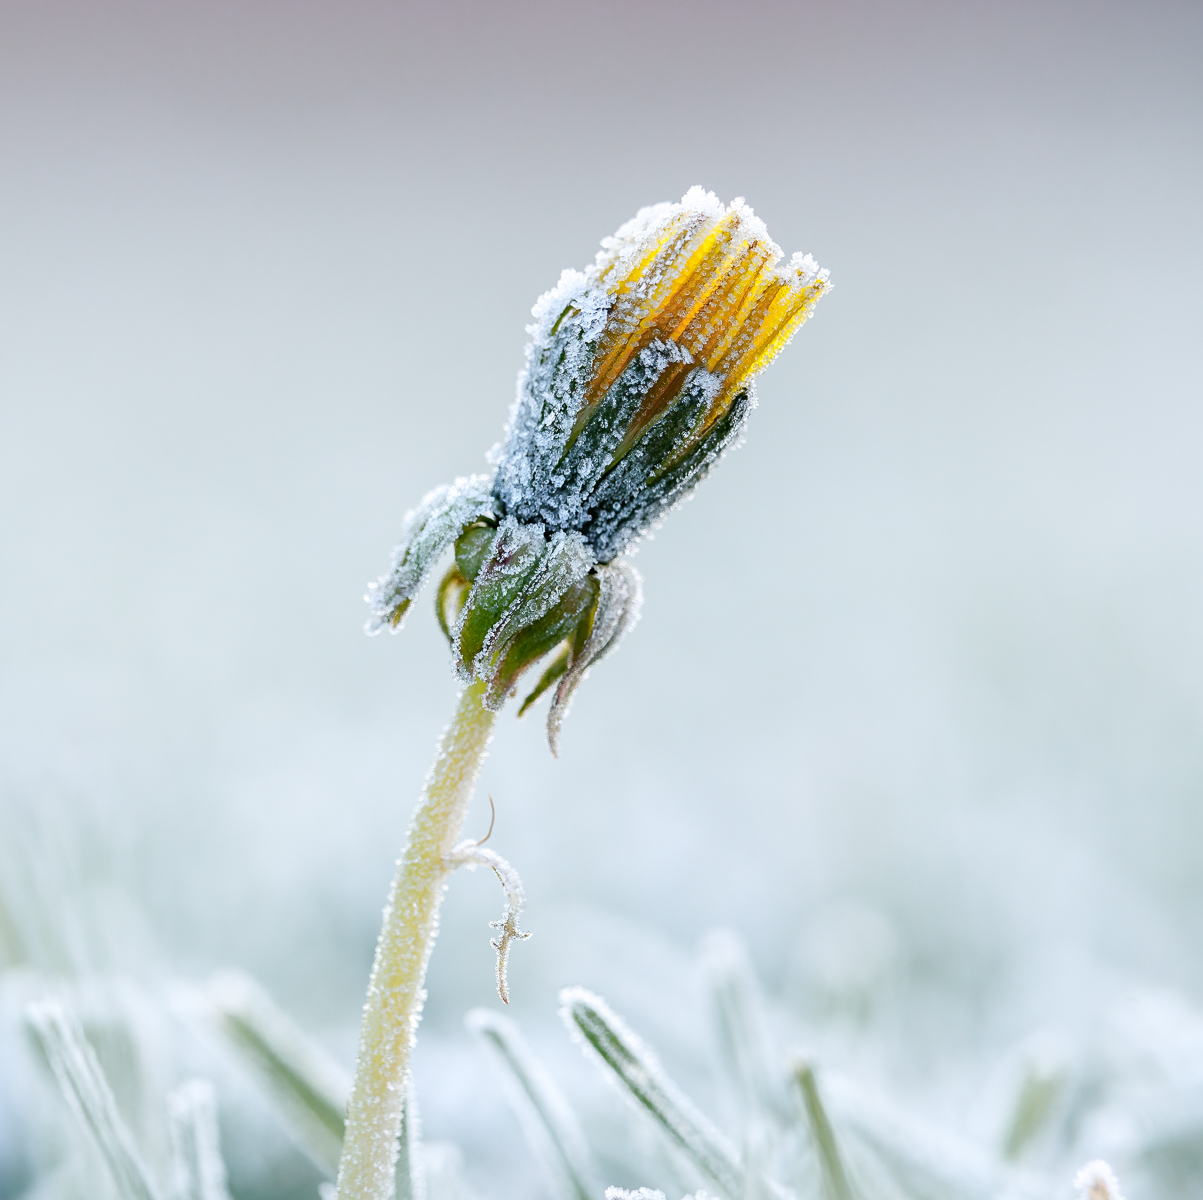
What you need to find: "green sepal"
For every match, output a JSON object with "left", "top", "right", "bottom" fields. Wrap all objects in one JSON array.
[
  {"left": 517, "top": 647, "right": 570, "bottom": 717},
  {"left": 483, "top": 575, "right": 599, "bottom": 710},
  {"left": 546, "top": 561, "right": 641, "bottom": 755},
  {"left": 454, "top": 524, "right": 545, "bottom": 670},
  {"left": 455, "top": 520, "right": 498, "bottom": 581}
]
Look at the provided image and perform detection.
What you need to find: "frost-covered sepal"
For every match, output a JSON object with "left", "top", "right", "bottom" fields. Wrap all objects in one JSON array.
[
  {"left": 545, "top": 561, "right": 642, "bottom": 756},
  {"left": 365, "top": 475, "right": 497, "bottom": 635},
  {"left": 450, "top": 517, "right": 597, "bottom": 709}
]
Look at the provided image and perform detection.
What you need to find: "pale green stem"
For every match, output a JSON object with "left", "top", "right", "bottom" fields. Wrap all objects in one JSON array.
[{"left": 335, "top": 681, "right": 498, "bottom": 1200}]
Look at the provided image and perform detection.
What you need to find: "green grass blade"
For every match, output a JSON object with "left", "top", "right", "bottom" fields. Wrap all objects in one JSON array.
[
  {"left": 791, "top": 1060, "right": 856, "bottom": 1200},
  {"left": 26, "top": 998, "right": 162, "bottom": 1200},
  {"left": 559, "top": 986, "right": 742, "bottom": 1196},
  {"left": 209, "top": 970, "right": 348, "bottom": 1175},
  {"left": 468, "top": 1007, "right": 600, "bottom": 1200}
]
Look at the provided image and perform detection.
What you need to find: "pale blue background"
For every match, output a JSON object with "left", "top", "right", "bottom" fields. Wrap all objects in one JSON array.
[{"left": 2, "top": 0, "right": 1202, "bottom": 1188}]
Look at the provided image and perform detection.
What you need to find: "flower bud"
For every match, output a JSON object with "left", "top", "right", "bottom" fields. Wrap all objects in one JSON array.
[
  {"left": 366, "top": 188, "right": 828, "bottom": 751},
  {"left": 492, "top": 186, "right": 829, "bottom": 561}
]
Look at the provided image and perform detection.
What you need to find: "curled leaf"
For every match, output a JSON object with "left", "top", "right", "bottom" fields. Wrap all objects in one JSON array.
[{"left": 445, "top": 841, "right": 530, "bottom": 1004}]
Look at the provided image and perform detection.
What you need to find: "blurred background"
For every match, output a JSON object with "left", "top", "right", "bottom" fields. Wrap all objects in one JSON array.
[{"left": 2, "top": 1, "right": 1202, "bottom": 1196}]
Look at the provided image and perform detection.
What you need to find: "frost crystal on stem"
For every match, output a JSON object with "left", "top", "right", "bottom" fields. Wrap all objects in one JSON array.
[{"left": 446, "top": 839, "right": 531, "bottom": 1004}]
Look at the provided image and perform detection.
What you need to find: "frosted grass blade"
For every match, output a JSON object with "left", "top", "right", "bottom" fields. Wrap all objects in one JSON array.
[
  {"left": 26, "top": 998, "right": 162, "bottom": 1200},
  {"left": 702, "top": 930, "right": 782, "bottom": 1122},
  {"left": 468, "top": 1008, "right": 599, "bottom": 1200},
  {"left": 395, "top": 1075, "right": 426, "bottom": 1200},
  {"left": 559, "top": 987, "right": 742, "bottom": 1196},
  {"left": 167, "top": 1079, "right": 233, "bottom": 1200},
  {"left": 790, "top": 1061, "right": 856, "bottom": 1200},
  {"left": 209, "top": 971, "right": 348, "bottom": 1175}
]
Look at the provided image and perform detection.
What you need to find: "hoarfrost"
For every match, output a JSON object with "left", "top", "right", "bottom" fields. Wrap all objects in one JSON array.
[{"left": 559, "top": 987, "right": 743, "bottom": 1196}]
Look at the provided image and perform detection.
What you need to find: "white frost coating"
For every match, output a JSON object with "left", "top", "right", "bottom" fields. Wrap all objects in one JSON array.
[
  {"left": 1074, "top": 1161, "right": 1124, "bottom": 1200},
  {"left": 168, "top": 1079, "right": 234, "bottom": 1200},
  {"left": 785, "top": 250, "right": 829, "bottom": 290},
  {"left": 26, "top": 999, "right": 162, "bottom": 1200},
  {"left": 445, "top": 841, "right": 530, "bottom": 1004},
  {"left": 604, "top": 1190, "right": 666, "bottom": 1200},
  {"left": 548, "top": 561, "right": 643, "bottom": 755},
  {"left": 492, "top": 186, "right": 828, "bottom": 563},
  {"left": 365, "top": 474, "right": 496, "bottom": 635}
]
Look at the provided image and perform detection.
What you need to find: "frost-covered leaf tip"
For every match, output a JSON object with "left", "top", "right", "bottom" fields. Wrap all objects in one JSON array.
[{"left": 366, "top": 187, "right": 828, "bottom": 752}]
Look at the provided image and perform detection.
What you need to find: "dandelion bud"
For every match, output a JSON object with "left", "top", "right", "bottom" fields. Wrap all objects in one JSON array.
[
  {"left": 492, "top": 185, "right": 829, "bottom": 561},
  {"left": 366, "top": 187, "right": 828, "bottom": 751}
]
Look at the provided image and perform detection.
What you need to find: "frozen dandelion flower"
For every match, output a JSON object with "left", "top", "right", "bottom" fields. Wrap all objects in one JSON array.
[
  {"left": 1074, "top": 1160, "right": 1124, "bottom": 1200},
  {"left": 366, "top": 187, "right": 829, "bottom": 752}
]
